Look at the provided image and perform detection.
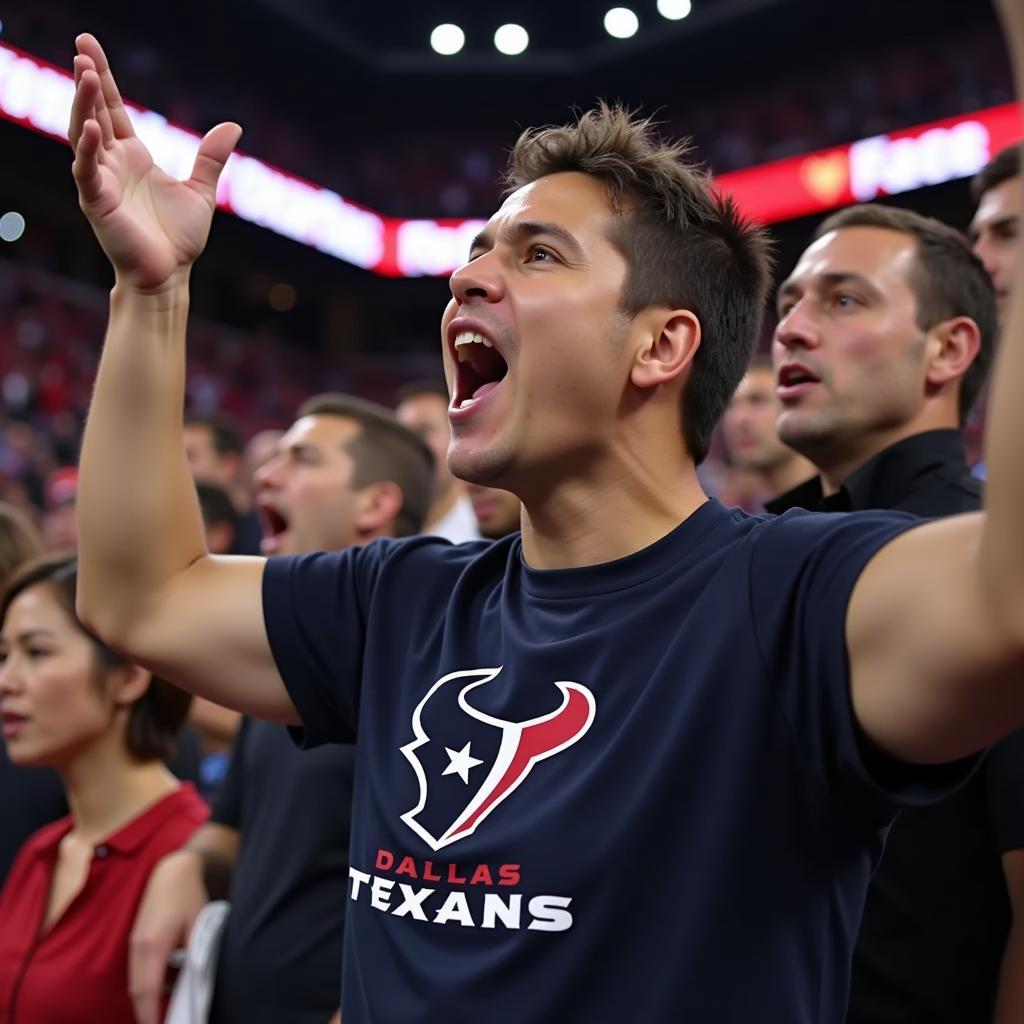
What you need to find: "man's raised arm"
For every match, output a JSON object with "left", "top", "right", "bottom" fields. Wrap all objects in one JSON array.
[
  {"left": 844, "top": 0, "right": 1024, "bottom": 764},
  {"left": 70, "top": 34, "right": 295, "bottom": 722}
]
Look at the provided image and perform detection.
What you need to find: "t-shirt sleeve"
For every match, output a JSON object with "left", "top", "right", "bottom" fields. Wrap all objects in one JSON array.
[
  {"left": 750, "top": 509, "right": 979, "bottom": 830},
  {"left": 210, "top": 718, "right": 248, "bottom": 829},
  {"left": 262, "top": 542, "right": 390, "bottom": 747},
  {"left": 986, "top": 727, "right": 1024, "bottom": 855}
]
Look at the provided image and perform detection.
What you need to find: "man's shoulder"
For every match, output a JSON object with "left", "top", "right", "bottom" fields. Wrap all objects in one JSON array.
[
  {"left": 366, "top": 533, "right": 514, "bottom": 584},
  {"left": 264, "top": 534, "right": 510, "bottom": 589},
  {"left": 894, "top": 469, "right": 983, "bottom": 517},
  {"left": 746, "top": 506, "right": 921, "bottom": 585}
]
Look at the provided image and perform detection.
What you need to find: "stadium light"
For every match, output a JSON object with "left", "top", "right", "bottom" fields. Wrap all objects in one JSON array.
[
  {"left": 0, "top": 211, "right": 24, "bottom": 242},
  {"left": 430, "top": 24, "right": 465, "bottom": 56},
  {"left": 494, "top": 24, "right": 529, "bottom": 56},
  {"left": 657, "top": 0, "right": 692, "bottom": 19},
  {"left": 604, "top": 8, "right": 639, "bottom": 38}
]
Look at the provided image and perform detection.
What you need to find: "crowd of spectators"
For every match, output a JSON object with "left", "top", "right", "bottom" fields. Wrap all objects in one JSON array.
[
  {"left": 0, "top": 261, "right": 440, "bottom": 531},
  {"left": 0, "top": 2, "right": 1005, "bottom": 527},
  {"left": 2, "top": 4, "right": 1014, "bottom": 217}
]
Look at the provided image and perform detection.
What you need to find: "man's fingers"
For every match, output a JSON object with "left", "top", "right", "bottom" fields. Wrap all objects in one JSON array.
[
  {"left": 75, "top": 33, "right": 134, "bottom": 139},
  {"left": 93, "top": 85, "right": 116, "bottom": 150},
  {"left": 68, "top": 65, "right": 100, "bottom": 152},
  {"left": 73, "top": 53, "right": 95, "bottom": 88},
  {"left": 72, "top": 122, "right": 105, "bottom": 205},
  {"left": 187, "top": 122, "right": 242, "bottom": 204}
]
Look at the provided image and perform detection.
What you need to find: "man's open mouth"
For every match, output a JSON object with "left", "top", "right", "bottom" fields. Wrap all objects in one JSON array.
[
  {"left": 777, "top": 364, "right": 820, "bottom": 388},
  {"left": 452, "top": 331, "right": 509, "bottom": 410},
  {"left": 258, "top": 504, "right": 290, "bottom": 552}
]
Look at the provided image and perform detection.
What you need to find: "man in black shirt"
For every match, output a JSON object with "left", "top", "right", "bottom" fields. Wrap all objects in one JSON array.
[
  {"left": 768, "top": 202, "right": 1024, "bottom": 1023},
  {"left": 130, "top": 394, "right": 433, "bottom": 1024}
]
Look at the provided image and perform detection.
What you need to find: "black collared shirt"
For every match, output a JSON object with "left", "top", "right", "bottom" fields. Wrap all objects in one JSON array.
[
  {"left": 768, "top": 428, "right": 1024, "bottom": 1024},
  {"left": 765, "top": 428, "right": 982, "bottom": 517}
]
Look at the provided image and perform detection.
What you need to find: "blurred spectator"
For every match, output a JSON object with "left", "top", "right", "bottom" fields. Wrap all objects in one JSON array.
[
  {"left": 241, "top": 428, "right": 285, "bottom": 502},
  {"left": 970, "top": 144, "right": 1021, "bottom": 330},
  {"left": 196, "top": 480, "right": 240, "bottom": 558},
  {"left": 0, "top": 503, "right": 44, "bottom": 583},
  {"left": 42, "top": 466, "right": 79, "bottom": 552},
  {"left": 0, "top": 555, "right": 206, "bottom": 1023},
  {"left": 396, "top": 380, "right": 477, "bottom": 542},
  {"left": 190, "top": 482, "right": 243, "bottom": 797},
  {"left": 466, "top": 483, "right": 521, "bottom": 539},
  {"left": 719, "top": 357, "right": 814, "bottom": 511},
  {"left": 130, "top": 395, "right": 433, "bottom": 1024},
  {"left": 183, "top": 414, "right": 262, "bottom": 555},
  {"left": 968, "top": 144, "right": 1020, "bottom": 476},
  {"left": 0, "top": 502, "right": 63, "bottom": 887}
]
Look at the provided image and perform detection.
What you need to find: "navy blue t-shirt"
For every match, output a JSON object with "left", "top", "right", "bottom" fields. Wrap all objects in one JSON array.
[{"left": 262, "top": 499, "right": 968, "bottom": 1023}]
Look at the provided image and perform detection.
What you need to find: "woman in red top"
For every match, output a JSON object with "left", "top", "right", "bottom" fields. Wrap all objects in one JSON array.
[{"left": 0, "top": 555, "right": 208, "bottom": 1024}]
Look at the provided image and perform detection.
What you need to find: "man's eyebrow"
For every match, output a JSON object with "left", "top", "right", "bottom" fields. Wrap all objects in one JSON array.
[
  {"left": 469, "top": 229, "right": 492, "bottom": 255},
  {"left": 468, "top": 221, "right": 585, "bottom": 260},
  {"left": 989, "top": 215, "right": 1019, "bottom": 235},
  {"left": 777, "top": 270, "right": 879, "bottom": 307},
  {"left": 967, "top": 214, "right": 1019, "bottom": 243},
  {"left": 286, "top": 441, "right": 321, "bottom": 459}
]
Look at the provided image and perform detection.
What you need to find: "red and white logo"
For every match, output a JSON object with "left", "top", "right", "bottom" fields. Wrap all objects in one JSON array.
[{"left": 399, "top": 668, "right": 596, "bottom": 851}]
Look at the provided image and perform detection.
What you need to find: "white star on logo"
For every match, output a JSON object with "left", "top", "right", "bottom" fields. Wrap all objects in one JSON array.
[{"left": 441, "top": 741, "right": 484, "bottom": 784}]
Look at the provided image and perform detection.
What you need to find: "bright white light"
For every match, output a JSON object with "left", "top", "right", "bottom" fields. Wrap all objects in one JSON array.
[
  {"left": 494, "top": 24, "right": 529, "bottom": 56},
  {"left": 604, "top": 7, "right": 639, "bottom": 38},
  {"left": 430, "top": 24, "right": 465, "bottom": 56},
  {"left": 0, "top": 211, "right": 25, "bottom": 242},
  {"left": 657, "top": 0, "right": 692, "bottom": 19}
]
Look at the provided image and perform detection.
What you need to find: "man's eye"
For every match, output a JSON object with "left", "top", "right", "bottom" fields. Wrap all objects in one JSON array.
[{"left": 528, "top": 246, "right": 555, "bottom": 263}]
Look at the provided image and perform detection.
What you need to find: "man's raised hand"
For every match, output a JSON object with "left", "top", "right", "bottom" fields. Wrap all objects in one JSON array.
[{"left": 69, "top": 34, "right": 241, "bottom": 294}]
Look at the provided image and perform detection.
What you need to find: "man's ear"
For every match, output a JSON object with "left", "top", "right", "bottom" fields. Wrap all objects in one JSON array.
[
  {"left": 630, "top": 309, "right": 702, "bottom": 391},
  {"left": 925, "top": 316, "right": 981, "bottom": 390},
  {"left": 354, "top": 481, "right": 404, "bottom": 538}
]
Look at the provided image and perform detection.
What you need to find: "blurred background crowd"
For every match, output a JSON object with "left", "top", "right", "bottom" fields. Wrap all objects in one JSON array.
[{"left": 0, "top": 0, "right": 1008, "bottom": 536}]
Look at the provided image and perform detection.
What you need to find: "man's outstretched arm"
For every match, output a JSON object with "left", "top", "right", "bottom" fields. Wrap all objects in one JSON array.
[
  {"left": 70, "top": 34, "right": 296, "bottom": 722},
  {"left": 845, "top": 0, "right": 1024, "bottom": 765}
]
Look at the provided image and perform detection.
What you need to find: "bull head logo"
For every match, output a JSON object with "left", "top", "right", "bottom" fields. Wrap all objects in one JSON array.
[{"left": 399, "top": 668, "right": 596, "bottom": 851}]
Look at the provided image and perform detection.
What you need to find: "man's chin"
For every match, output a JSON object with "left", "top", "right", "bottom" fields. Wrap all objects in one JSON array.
[{"left": 448, "top": 441, "right": 513, "bottom": 489}]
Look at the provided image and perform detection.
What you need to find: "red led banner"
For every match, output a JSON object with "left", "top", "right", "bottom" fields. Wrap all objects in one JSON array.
[{"left": 0, "top": 39, "right": 1020, "bottom": 275}]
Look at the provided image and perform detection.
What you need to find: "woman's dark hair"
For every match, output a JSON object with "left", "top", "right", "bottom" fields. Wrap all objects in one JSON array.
[{"left": 0, "top": 553, "right": 191, "bottom": 762}]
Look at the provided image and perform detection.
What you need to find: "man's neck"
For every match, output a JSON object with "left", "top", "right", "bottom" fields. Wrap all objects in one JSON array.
[
  {"left": 763, "top": 452, "right": 816, "bottom": 497},
  {"left": 519, "top": 460, "right": 707, "bottom": 570}
]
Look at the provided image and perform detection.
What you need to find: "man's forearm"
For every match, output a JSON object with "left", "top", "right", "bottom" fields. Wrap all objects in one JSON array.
[{"left": 77, "top": 281, "right": 209, "bottom": 637}]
